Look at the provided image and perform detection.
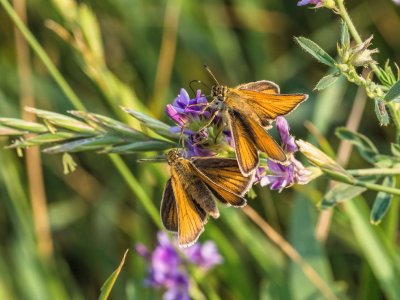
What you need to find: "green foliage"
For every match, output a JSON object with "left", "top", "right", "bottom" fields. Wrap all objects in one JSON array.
[
  {"left": 295, "top": 37, "right": 336, "bottom": 67},
  {"left": 370, "top": 176, "right": 395, "bottom": 225},
  {"left": 0, "top": 0, "right": 400, "bottom": 299}
]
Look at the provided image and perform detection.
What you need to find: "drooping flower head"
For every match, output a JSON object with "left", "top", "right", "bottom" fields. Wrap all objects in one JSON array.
[
  {"left": 136, "top": 232, "right": 222, "bottom": 299},
  {"left": 256, "top": 116, "right": 311, "bottom": 192}
]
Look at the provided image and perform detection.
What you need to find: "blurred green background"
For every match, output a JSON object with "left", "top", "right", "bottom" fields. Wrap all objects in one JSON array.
[{"left": 1, "top": 0, "right": 400, "bottom": 299}]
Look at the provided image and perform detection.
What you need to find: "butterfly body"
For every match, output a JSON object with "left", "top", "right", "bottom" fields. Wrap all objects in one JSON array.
[
  {"left": 209, "top": 80, "right": 308, "bottom": 176},
  {"left": 162, "top": 149, "right": 252, "bottom": 247}
]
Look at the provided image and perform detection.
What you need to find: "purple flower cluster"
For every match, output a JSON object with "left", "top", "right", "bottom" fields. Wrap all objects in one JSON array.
[
  {"left": 136, "top": 232, "right": 222, "bottom": 300},
  {"left": 166, "top": 89, "right": 229, "bottom": 157},
  {"left": 255, "top": 117, "right": 311, "bottom": 192},
  {"left": 166, "top": 89, "right": 210, "bottom": 129}
]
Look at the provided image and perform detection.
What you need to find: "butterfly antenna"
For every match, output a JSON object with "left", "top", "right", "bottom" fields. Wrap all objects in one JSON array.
[
  {"left": 189, "top": 80, "right": 211, "bottom": 94},
  {"left": 204, "top": 65, "right": 220, "bottom": 85}
]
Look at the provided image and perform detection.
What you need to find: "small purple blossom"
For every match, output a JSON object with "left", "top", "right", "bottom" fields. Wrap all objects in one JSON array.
[
  {"left": 186, "top": 130, "right": 216, "bottom": 157},
  {"left": 183, "top": 241, "right": 223, "bottom": 270},
  {"left": 276, "top": 116, "right": 297, "bottom": 153},
  {"left": 256, "top": 117, "right": 311, "bottom": 192},
  {"left": 297, "top": 0, "right": 323, "bottom": 7},
  {"left": 394, "top": 0, "right": 400, "bottom": 5},
  {"left": 166, "top": 89, "right": 209, "bottom": 127},
  {"left": 136, "top": 232, "right": 222, "bottom": 299}
]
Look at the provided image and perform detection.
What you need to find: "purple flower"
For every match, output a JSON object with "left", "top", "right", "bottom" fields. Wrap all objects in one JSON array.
[
  {"left": 166, "top": 88, "right": 232, "bottom": 158},
  {"left": 297, "top": 0, "right": 323, "bottom": 7},
  {"left": 276, "top": 116, "right": 297, "bottom": 153},
  {"left": 394, "top": 0, "right": 400, "bottom": 5},
  {"left": 186, "top": 130, "right": 216, "bottom": 157},
  {"left": 166, "top": 89, "right": 209, "bottom": 127},
  {"left": 136, "top": 232, "right": 223, "bottom": 299},
  {"left": 163, "top": 273, "right": 189, "bottom": 300},
  {"left": 256, "top": 117, "right": 311, "bottom": 192},
  {"left": 183, "top": 241, "right": 223, "bottom": 270}
]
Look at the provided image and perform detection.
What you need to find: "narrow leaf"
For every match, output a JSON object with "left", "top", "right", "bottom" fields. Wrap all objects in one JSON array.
[
  {"left": 384, "top": 80, "right": 400, "bottom": 102},
  {"left": 335, "top": 128, "right": 379, "bottom": 164},
  {"left": 98, "top": 249, "right": 129, "bottom": 300},
  {"left": 0, "top": 118, "right": 48, "bottom": 133},
  {"left": 295, "top": 37, "right": 336, "bottom": 67},
  {"left": 122, "top": 107, "right": 178, "bottom": 139},
  {"left": 314, "top": 73, "right": 340, "bottom": 91},
  {"left": 43, "top": 135, "right": 124, "bottom": 153},
  {"left": 26, "top": 107, "right": 97, "bottom": 133},
  {"left": 320, "top": 183, "right": 367, "bottom": 209},
  {"left": 107, "top": 140, "right": 176, "bottom": 153},
  {"left": 7, "top": 132, "right": 79, "bottom": 148},
  {"left": 374, "top": 98, "right": 390, "bottom": 126},
  {"left": 391, "top": 143, "right": 400, "bottom": 157},
  {"left": 340, "top": 20, "right": 350, "bottom": 48},
  {"left": 370, "top": 176, "right": 395, "bottom": 225}
]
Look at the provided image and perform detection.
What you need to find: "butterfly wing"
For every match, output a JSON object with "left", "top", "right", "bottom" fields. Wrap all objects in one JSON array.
[
  {"left": 244, "top": 115, "right": 287, "bottom": 163},
  {"left": 226, "top": 89, "right": 308, "bottom": 125},
  {"left": 170, "top": 166, "right": 207, "bottom": 247},
  {"left": 227, "top": 110, "right": 259, "bottom": 176},
  {"left": 160, "top": 179, "right": 178, "bottom": 232},
  {"left": 236, "top": 80, "right": 280, "bottom": 94},
  {"left": 192, "top": 158, "right": 253, "bottom": 196}
]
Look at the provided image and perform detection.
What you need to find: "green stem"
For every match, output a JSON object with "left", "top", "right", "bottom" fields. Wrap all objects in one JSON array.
[
  {"left": 0, "top": 0, "right": 85, "bottom": 111},
  {"left": 335, "top": 0, "right": 400, "bottom": 132},
  {"left": 335, "top": 0, "right": 381, "bottom": 77},
  {"left": 354, "top": 179, "right": 400, "bottom": 196},
  {"left": 1, "top": 0, "right": 161, "bottom": 227},
  {"left": 347, "top": 168, "right": 400, "bottom": 176}
]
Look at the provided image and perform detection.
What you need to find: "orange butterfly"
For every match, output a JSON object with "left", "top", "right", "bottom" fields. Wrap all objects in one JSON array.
[
  {"left": 206, "top": 67, "right": 308, "bottom": 176},
  {"left": 161, "top": 149, "right": 253, "bottom": 247}
]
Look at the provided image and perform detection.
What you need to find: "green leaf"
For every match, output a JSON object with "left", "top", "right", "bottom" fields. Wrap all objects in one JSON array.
[
  {"left": 122, "top": 107, "right": 178, "bottom": 139},
  {"left": 26, "top": 107, "right": 97, "bottom": 134},
  {"left": 374, "top": 98, "right": 390, "bottom": 126},
  {"left": 314, "top": 73, "right": 340, "bottom": 91},
  {"left": 98, "top": 249, "right": 129, "bottom": 300},
  {"left": 384, "top": 80, "right": 400, "bottom": 102},
  {"left": 107, "top": 140, "right": 176, "bottom": 153},
  {"left": 320, "top": 183, "right": 367, "bottom": 209},
  {"left": 340, "top": 20, "right": 350, "bottom": 48},
  {"left": 0, "top": 118, "right": 48, "bottom": 133},
  {"left": 71, "top": 111, "right": 147, "bottom": 140},
  {"left": 391, "top": 143, "right": 400, "bottom": 157},
  {"left": 7, "top": 132, "right": 79, "bottom": 148},
  {"left": 43, "top": 135, "right": 125, "bottom": 153},
  {"left": 370, "top": 176, "right": 395, "bottom": 225},
  {"left": 295, "top": 36, "right": 336, "bottom": 67},
  {"left": 335, "top": 127, "right": 379, "bottom": 164}
]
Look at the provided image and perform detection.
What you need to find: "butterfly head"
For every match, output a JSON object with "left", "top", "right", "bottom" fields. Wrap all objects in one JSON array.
[
  {"left": 166, "top": 149, "right": 185, "bottom": 165},
  {"left": 210, "top": 85, "right": 228, "bottom": 110}
]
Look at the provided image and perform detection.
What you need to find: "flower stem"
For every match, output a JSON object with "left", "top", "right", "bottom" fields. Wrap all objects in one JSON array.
[
  {"left": 335, "top": 0, "right": 381, "bottom": 77},
  {"left": 354, "top": 179, "right": 400, "bottom": 196},
  {"left": 347, "top": 168, "right": 400, "bottom": 176},
  {"left": 335, "top": 0, "right": 400, "bottom": 133}
]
